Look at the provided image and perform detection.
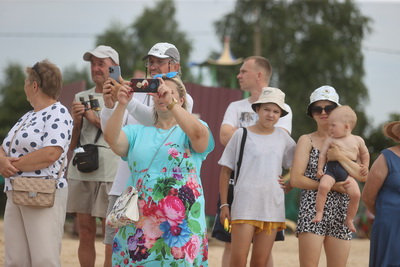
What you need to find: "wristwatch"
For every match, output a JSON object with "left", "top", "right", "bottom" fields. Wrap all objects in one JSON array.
[{"left": 167, "top": 98, "right": 178, "bottom": 110}]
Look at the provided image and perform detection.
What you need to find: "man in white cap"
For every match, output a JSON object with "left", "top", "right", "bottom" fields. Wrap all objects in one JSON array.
[
  {"left": 100, "top": 42, "right": 194, "bottom": 266},
  {"left": 214, "top": 56, "right": 293, "bottom": 267},
  {"left": 67, "top": 45, "right": 120, "bottom": 267}
]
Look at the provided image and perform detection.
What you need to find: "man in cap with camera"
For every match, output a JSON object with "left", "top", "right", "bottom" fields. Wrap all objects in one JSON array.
[{"left": 67, "top": 45, "right": 120, "bottom": 267}]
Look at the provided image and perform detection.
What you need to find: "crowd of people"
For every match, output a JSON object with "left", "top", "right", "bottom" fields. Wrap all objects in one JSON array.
[{"left": 0, "top": 42, "right": 399, "bottom": 267}]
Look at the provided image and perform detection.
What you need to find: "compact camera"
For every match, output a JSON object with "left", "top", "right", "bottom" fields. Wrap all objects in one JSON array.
[
  {"left": 130, "top": 78, "right": 160, "bottom": 93},
  {"left": 80, "top": 94, "right": 100, "bottom": 111}
]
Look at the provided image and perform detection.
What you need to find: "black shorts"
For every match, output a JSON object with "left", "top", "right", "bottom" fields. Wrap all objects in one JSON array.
[{"left": 325, "top": 161, "right": 348, "bottom": 182}]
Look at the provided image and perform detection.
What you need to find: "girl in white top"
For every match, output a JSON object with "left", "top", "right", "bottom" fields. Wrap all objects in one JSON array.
[{"left": 219, "top": 87, "right": 296, "bottom": 267}]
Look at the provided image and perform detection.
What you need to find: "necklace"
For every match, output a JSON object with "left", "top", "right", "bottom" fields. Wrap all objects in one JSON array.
[{"left": 156, "top": 125, "right": 177, "bottom": 134}]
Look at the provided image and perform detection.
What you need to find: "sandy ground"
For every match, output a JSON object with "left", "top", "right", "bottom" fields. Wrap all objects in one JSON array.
[{"left": 0, "top": 219, "right": 370, "bottom": 266}]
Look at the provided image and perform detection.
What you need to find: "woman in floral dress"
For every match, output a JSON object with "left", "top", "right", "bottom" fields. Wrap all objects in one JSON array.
[{"left": 104, "top": 75, "right": 214, "bottom": 266}]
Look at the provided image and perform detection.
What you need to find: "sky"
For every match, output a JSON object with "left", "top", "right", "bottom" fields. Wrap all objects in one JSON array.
[{"left": 0, "top": 0, "right": 399, "bottom": 128}]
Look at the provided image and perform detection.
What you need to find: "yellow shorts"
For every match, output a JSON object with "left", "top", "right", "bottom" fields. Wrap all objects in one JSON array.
[{"left": 231, "top": 220, "right": 286, "bottom": 235}]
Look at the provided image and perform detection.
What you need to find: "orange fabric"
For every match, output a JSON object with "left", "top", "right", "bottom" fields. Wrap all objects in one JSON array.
[{"left": 231, "top": 220, "right": 286, "bottom": 235}]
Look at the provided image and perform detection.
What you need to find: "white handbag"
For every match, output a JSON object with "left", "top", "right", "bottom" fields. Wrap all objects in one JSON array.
[
  {"left": 106, "top": 186, "right": 139, "bottom": 228},
  {"left": 106, "top": 126, "right": 177, "bottom": 229}
]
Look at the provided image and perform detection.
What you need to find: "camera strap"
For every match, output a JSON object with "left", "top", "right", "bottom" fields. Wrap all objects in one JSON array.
[{"left": 78, "top": 128, "right": 103, "bottom": 147}]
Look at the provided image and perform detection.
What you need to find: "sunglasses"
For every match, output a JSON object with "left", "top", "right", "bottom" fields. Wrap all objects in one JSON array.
[
  {"left": 153, "top": 72, "right": 179, "bottom": 79},
  {"left": 144, "top": 59, "right": 171, "bottom": 68},
  {"left": 32, "top": 62, "right": 42, "bottom": 87},
  {"left": 311, "top": 104, "right": 336, "bottom": 115}
]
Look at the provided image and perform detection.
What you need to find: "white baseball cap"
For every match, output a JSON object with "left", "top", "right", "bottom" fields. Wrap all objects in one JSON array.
[
  {"left": 251, "top": 87, "right": 289, "bottom": 117},
  {"left": 83, "top": 45, "right": 119, "bottom": 65},
  {"left": 142, "top": 42, "right": 180, "bottom": 62}
]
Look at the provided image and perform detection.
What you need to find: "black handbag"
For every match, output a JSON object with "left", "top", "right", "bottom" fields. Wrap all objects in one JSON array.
[
  {"left": 73, "top": 129, "right": 104, "bottom": 173},
  {"left": 212, "top": 127, "right": 247, "bottom": 242}
]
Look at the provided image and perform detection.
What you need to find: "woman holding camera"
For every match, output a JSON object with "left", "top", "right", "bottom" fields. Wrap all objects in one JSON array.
[
  {"left": 0, "top": 60, "right": 73, "bottom": 266},
  {"left": 104, "top": 76, "right": 214, "bottom": 266}
]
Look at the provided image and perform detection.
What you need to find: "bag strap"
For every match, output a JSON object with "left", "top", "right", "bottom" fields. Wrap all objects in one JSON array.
[
  {"left": 78, "top": 128, "right": 102, "bottom": 147},
  {"left": 7, "top": 116, "right": 30, "bottom": 156},
  {"left": 234, "top": 127, "right": 247, "bottom": 184},
  {"left": 138, "top": 125, "right": 178, "bottom": 192},
  {"left": 8, "top": 114, "right": 66, "bottom": 181}
]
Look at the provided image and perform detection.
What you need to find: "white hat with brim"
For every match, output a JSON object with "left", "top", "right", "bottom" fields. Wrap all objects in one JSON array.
[
  {"left": 83, "top": 45, "right": 119, "bottom": 65},
  {"left": 307, "top": 85, "right": 340, "bottom": 117},
  {"left": 383, "top": 121, "right": 400, "bottom": 143},
  {"left": 142, "top": 42, "right": 180, "bottom": 62},
  {"left": 251, "top": 87, "right": 289, "bottom": 117}
]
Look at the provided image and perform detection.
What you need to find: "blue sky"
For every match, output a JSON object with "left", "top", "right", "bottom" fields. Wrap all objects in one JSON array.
[{"left": 0, "top": 0, "right": 399, "bottom": 128}]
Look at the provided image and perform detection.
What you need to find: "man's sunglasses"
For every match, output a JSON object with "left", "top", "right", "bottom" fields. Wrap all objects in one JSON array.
[
  {"left": 311, "top": 104, "right": 336, "bottom": 115},
  {"left": 153, "top": 72, "right": 179, "bottom": 79},
  {"left": 32, "top": 62, "right": 42, "bottom": 87}
]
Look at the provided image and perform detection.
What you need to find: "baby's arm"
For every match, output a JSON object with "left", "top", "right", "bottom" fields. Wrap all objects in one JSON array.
[
  {"left": 317, "top": 138, "right": 332, "bottom": 178},
  {"left": 357, "top": 136, "right": 370, "bottom": 176}
]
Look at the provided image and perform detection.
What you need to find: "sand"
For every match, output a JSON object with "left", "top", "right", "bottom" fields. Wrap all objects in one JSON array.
[{"left": 0, "top": 219, "right": 370, "bottom": 266}]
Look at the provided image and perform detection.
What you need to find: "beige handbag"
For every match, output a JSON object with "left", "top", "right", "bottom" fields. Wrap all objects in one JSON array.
[
  {"left": 12, "top": 177, "right": 57, "bottom": 208},
  {"left": 7, "top": 116, "right": 62, "bottom": 208}
]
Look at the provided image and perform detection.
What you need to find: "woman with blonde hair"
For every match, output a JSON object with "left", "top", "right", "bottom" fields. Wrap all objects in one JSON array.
[{"left": 104, "top": 75, "right": 214, "bottom": 266}]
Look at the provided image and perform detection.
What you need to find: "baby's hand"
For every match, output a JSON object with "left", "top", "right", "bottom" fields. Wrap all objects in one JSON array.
[
  {"left": 317, "top": 169, "right": 324, "bottom": 179},
  {"left": 360, "top": 164, "right": 369, "bottom": 176}
]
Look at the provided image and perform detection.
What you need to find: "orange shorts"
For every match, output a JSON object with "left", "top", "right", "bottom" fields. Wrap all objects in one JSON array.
[{"left": 231, "top": 220, "right": 286, "bottom": 235}]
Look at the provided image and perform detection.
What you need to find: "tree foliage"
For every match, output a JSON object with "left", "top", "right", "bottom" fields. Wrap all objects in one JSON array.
[
  {"left": 0, "top": 64, "right": 32, "bottom": 141},
  {"left": 214, "top": 0, "right": 372, "bottom": 140},
  {"left": 95, "top": 0, "right": 192, "bottom": 81}
]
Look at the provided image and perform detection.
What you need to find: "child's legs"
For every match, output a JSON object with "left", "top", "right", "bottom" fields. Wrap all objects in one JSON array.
[
  {"left": 230, "top": 223, "right": 255, "bottom": 267},
  {"left": 315, "top": 175, "right": 336, "bottom": 214},
  {"left": 344, "top": 177, "right": 360, "bottom": 221},
  {"left": 250, "top": 228, "right": 277, "bottom": 267}
]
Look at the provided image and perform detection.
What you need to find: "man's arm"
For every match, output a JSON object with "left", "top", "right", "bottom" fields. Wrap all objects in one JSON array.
[{"left": 220, "top": 124, "right": 237, "bottom": 147}]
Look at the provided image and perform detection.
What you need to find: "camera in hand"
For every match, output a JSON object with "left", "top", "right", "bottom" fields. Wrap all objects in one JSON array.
[
  {"left": 109, "top": 66, "right": 121, "bottom": 84},
  {"left": 80, "top": 94, "right": 100, "bottom": 111},
  {"left": 130, "top": 78, "right": 160, "bottom": 93}
]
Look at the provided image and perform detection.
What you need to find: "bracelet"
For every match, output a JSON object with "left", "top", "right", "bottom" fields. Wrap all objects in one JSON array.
[
  {"left": 167, "top": 98, "right": 178, "bottom": 110},
  {"left": 220, "top": 203, "right": 229, "bottom": 209}
]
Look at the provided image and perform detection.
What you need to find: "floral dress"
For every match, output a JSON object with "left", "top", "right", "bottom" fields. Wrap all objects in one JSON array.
[{"left": 112, "top": 122, "right": 214, "bottom": 267}]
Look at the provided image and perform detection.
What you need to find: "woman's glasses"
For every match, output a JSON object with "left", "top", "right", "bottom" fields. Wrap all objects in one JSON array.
[
  {"left": 311, "top": 104, "right": 336, "bottom": 115},
  {"left": 153, "top": 72, "right": 179, "bottom": 79},
  {"left": 32, "top": 62, "right": 42, "bottom": 87}
]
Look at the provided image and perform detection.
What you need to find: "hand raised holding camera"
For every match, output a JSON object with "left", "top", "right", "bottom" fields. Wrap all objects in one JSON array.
[{"left": 116, "top": 82, "right": 133, "bottom": 106}]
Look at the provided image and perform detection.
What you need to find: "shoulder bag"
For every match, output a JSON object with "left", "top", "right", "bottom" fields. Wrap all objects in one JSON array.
[
  {"left": 8, "top": 116, "right": 62, "bottom": 208},
  {"left": 72, "top": 129, "right": 105, "bottom": 173},
  {"left": 106, "top": 126, "right": 177, "bottom": 228},
  {"left": 212, "top": 127, "right": 247, "bottom": 240}
]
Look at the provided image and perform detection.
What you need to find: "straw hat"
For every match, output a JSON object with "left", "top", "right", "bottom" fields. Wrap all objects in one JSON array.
[
  {"left": 383, "top": 121, "right": 400, "bottom": 143},
  {"left": 251, "top": 87, "right": 289, "bottom": 117}
]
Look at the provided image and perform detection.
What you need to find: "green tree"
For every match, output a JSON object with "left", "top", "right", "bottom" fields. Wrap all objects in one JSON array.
[
  {"left": 62, "top": 65, "right": 91, "bottom": 86},
  {"left": 214, "top": 0, "right": 371, "bottom": 140},
  {"left": 95, "top": 0, "right": 192, "bottom": 81},
  {"left": 0, "top": 64, "right": 31, "bottom": 141},
  {"left": 366, "top": 113, "right": 400, "bottom": 163}
]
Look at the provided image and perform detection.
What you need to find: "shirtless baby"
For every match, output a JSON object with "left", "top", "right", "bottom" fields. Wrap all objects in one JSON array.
[{"left": 312, "top": 105, "right": 369, "bottom": 232}]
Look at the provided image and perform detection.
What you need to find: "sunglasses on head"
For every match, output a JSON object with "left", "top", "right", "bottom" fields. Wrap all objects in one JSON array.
[
  {"left": 311, "top": 104, "right": 336, "bottom": 115},
  {"left": 153, "top": 72, "right": 179, "bottom": 79},
  {"left": 32, "top": 62, "right": 42, "bottom": 87}
]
